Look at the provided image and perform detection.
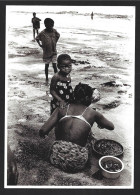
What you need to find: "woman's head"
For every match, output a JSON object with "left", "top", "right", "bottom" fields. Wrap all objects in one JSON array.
[
  {"left": 74, "top": 83, "right": 93, "bottom": 106},
  {"left": 57, "top": 54, "right": 72, "bottom": 75}
]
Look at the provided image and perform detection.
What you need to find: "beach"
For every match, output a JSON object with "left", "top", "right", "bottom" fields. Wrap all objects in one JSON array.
[{"left": 6, "top": 6, "right": 135, "bottom": 187}]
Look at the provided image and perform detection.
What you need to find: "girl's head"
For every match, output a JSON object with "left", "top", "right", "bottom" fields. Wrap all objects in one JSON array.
[
  {"left": 44, "top": 18, "right": 54, "bottom": 31},
  {"left": 74, "top": 83, "right": 93, "bottom": 106},
  {"left": 57, "top": 54, "right": 72, "bottom": 76},
  {"left": 33, "top": 12, "right": 36, "bottom": 17}
]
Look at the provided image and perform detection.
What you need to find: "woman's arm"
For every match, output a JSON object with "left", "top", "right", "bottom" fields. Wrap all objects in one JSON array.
[
  {"left": 95, "top": 111, "right": 114, "bottom": 130},
  {"left": 39, "top": 108, "right": 60, "bottom": 138}
]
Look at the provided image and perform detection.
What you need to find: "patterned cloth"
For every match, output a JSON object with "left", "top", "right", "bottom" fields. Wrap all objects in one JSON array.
[
  {"left": 50, "top": 79, "right": 74, "bottom": 114},
  {"left": 49, "top": 140, "right": 89, "bottom": 173},
  {"left": 36, "top": 29, "right": 60, "bottom": 59}
]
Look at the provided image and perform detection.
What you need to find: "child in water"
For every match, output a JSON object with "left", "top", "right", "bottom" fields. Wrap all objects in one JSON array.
[
  {"left": 50, "top": 54, "right": 74, "bottom": 114},
  {"left": 36, "top": 18, "right": 60, "bottom": 83},
  {"left": 31, "top": 12, "right": 41, "bottom": 41}
]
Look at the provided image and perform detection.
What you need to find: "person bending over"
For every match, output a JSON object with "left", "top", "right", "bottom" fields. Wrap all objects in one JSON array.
[{"left": 39, "top": 83, "right": 114, "bottom": 173}]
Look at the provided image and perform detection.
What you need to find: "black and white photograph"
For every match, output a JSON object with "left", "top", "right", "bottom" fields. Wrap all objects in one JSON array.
[{"left": 5, "top": 4, "right": 135, "bottom": 188}]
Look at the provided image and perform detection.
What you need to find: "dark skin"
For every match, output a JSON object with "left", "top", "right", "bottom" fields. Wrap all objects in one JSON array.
[
  {"left": 36, "top": 24, "right": 59, "bottom": 82},
  {"left": 36, "top": 25, "right": 59, "bottom": 47},
  {"left": 32, "top": 13, "right": 41, "bottom": 40},
  {"left": 50, "top": 59, "right": 73, "bottom": 108},
  {"left": 39, "top": 97, "right": 114, "bottom": 147}
]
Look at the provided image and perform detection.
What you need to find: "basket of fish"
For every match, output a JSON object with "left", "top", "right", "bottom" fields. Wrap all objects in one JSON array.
[{"left": 92, "top": 139, "right": 124, "bottom": 157}]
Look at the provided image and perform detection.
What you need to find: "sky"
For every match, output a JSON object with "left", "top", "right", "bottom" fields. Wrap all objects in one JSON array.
[{"left": 6, "top": 5, "right": 135, "bottom": 16}]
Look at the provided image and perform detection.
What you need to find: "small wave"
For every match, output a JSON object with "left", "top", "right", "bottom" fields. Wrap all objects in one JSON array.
[
  {"left": 11, "top": 10, "right": 131, "bottom": 20},
  {"left": 96, "top": 13, "right": 131, "bottom": 20},
  {"left": 49, "top": 11, "right": 131, "bottom": 20}
]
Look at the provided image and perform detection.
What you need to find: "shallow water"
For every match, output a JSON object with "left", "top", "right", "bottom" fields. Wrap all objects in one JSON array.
[{"left": 6, "top": 10, "right": 135, "bottom": 110}]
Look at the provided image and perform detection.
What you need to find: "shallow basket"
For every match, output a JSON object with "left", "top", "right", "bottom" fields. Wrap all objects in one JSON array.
[
  {"left": 92, "top": 139, "right": 124, "bottom": 157},
  {"left": 99, "top": 155, "right": 124, "bottom": 179}
]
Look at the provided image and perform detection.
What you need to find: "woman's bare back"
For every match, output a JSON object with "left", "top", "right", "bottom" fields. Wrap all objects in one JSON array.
[{"left": 55, "top": 104, "right": 96, "bottom": 146}]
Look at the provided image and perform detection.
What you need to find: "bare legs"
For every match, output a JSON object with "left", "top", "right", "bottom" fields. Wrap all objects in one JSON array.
[
  {"left": 33, "top": 29, "right": 35, "bottom": 41},
  {"left": 33, "top": 29, "right": 39, "bottom": 41},
  {"left": 45, "top": 64, "right": 49, "bottom": 81},
  {"left": 45, "top": 63, "right": 58, "bottom": 82},
  {"left": 52, "top": 63, "right": 58, "bottom": 73}
]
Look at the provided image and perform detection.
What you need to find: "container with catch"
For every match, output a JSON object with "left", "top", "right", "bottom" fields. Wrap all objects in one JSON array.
[
  {"left": 92, "top": 139, "right": 124, "bottom": 157},
  {"left": 99, "top": 155, "right": 124, "bottom": 179}
]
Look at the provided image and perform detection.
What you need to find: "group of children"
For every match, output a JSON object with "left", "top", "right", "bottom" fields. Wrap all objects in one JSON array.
[{"left": 32, "top": 13, "right": 75, "bottom": 114}]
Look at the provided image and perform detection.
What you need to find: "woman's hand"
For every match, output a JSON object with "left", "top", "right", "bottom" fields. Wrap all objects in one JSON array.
[
  {"left": 39, "top": 129, "right": 46, "bottom": 138},
  {"left": 98, "top": 125, "right": 104, "bottom": 129},
  {"left": 59, "top": 100, "right": 67, "bottom": 109}
]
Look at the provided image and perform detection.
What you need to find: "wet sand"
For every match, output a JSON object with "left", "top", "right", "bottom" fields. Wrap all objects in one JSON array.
[
  {"left": 6, "top": 10, "right": 134, "bottom": 187},
  {"left": 7, "top": 54, "right": 133, "bottom": 187}
]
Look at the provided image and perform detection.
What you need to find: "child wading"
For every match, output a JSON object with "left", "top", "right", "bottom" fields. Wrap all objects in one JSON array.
[
  {"left": 31, "top": 12, "right": 41, "bottom": 41},
  {"left": 50, "top": 54, "right": 74, "bottom": 114},
  {"left": 36, "top": 18, "right": 60, "bottom": 83}
]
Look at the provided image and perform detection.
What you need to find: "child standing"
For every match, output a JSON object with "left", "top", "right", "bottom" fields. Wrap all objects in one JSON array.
[
  {"left": 31, "top": 12, "right": 41, "bottom": 41},
  {"left": 50, "top": 54, "right": 74, "bottom": 114},
  {"left": 36, "top": 18, "right": 60, "bottom": 83}
]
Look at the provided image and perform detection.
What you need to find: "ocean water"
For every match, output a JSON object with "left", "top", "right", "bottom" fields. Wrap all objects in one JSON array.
[
  {"left": 6, "top": 10, "right": 135, "bottom": 101},
  {"left": 7, "top": 10, "right": 135, "bottom": 81}
]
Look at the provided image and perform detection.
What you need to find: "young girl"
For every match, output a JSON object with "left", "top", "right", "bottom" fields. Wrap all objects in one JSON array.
[{"left": 50, "top": 54, "right": 74, "bottom": 114}]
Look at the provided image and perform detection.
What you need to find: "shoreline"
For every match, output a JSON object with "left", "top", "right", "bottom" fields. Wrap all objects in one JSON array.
[{"left": 6, "top": 8, "right": 134, "bottom": 186}]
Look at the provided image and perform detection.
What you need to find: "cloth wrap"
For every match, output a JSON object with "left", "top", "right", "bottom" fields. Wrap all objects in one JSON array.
[
  {"left": 50, "top": 80, "right": 74, "bottom": 114},
  {"left": 49, "top": 140, "right": 89, "bottom": 173}
]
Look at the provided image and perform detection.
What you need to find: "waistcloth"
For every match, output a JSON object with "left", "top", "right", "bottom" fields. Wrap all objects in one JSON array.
[
  {"left": 49, "top": 140, "right": 89, "bottom": 173},
  {"left": 43, "top": 54, "right": 57, "bottom": 63}
]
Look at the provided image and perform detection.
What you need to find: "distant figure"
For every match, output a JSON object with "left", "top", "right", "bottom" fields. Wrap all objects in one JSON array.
[
  {"left": 91, "top": 12, "right": 94, "bottom": 20},
  {"left": 39, "top": 83, "right": 114, "bottom": 173},
  {"left": 31, "top": 12, "right": 41, "bottom": 41},
  {"left": 50, "top": 54, "right": 74, "bottom": 114},
  {"left": 7, "top": 145, "right": 18, "bottom": 185},
  {"left": 36, "top": 18, "right": 60, "bottom": 83}
]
